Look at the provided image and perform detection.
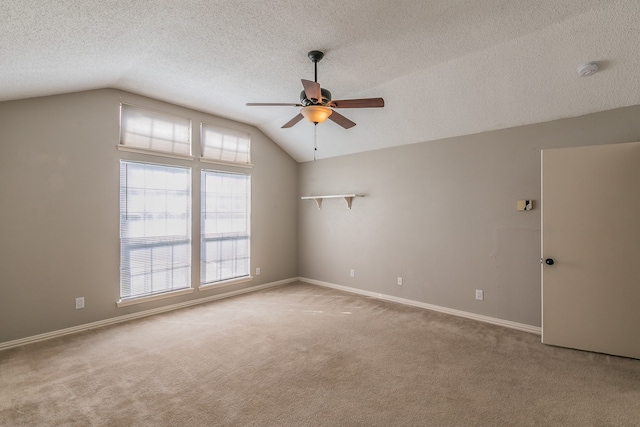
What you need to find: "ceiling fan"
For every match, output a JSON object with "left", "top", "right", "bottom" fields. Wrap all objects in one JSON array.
[{"left": 246, "top": 50, "right": 384, "bottom": 129}]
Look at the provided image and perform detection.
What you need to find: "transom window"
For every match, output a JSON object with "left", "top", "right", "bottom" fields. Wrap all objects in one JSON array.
[
  {"left": 120, "top": 104, "right": 191, "bottom": 156},
  {"left": 201, "top": 122, "right": 251, "bottom": 166}
]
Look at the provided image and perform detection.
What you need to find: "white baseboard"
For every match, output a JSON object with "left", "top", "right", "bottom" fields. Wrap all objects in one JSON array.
[
  {"left": 1, "top": 277, "right": 540, "bottom": 352},
  {"left": 298, "top": 277, "right": 541, "bottom": 335},
  {"left": 0, "top": 278, "right": 296, "bottom": 352}
]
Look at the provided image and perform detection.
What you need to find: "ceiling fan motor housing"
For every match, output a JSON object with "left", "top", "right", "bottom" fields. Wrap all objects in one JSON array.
[{"left": 300, "top": 88, "right": 332, "bottom": 106}]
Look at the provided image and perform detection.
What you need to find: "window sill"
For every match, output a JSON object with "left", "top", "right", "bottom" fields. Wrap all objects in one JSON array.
[
  {"left": 199, "top": 276, "right": 253, "bottom": 291},
  {"left": 117, "top": 287, "right": 194, "bottom": 308},
  {"left": 117, "top": 145, "right": 195, "bottom": 161},
  {"left": 200, "top": 158, "right": 253, "bottom": 169}
]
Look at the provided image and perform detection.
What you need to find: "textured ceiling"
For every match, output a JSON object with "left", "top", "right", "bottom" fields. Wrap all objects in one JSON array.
[{"left": 1, "top": 1, "right": 639, "bottom": 162}]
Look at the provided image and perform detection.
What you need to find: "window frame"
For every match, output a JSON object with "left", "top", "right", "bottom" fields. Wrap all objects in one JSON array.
[
  {"left": 118, "top": 160, "right": 193, "bottom": 306},
  {"left": 199, "top": 168, "right": 252, "bottom": 288},
  {"left": 117, "top": 103, "right": 254, "bottom": 305}
]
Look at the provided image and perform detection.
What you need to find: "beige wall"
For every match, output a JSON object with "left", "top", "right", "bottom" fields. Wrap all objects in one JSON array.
[
  {"left": 298, "top": 105, "right": 640, "bottom": 327},
  {"left": 0, "top": 89, "right": 298, "bottom": 343}
]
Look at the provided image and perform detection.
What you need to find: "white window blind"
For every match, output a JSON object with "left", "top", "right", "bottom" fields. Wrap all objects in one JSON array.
[
  {"left": 201, "top": 170, "right": 251, "bottom": 284},
  {"left": 201, "top": 123, "right": 250, "bottom": 165},
  {"left": 120, "top": 161, "right": 192, "bottom": 300},
  {"left": 120, "top": 104, "right": 191, "bottom": 156}
]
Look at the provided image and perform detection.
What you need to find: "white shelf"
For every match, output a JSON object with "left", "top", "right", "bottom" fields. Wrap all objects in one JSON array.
[{"left": 301, "top": 194, "right": 364, "bottom": 210}]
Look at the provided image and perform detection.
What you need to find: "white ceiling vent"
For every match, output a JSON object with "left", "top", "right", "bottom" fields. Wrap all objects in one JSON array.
[{"left": 577, "top": 62, "right": 599, "bottom": 77}]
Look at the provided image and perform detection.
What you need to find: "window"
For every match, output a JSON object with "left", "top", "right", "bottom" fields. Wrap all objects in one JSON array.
[
  {"left": 201, "top": 170, "right": 251, "bottom": 285},
  {"left": 119, "top": 161, "right": 192, "bottom": 300},
  {"left": 120, "top": 104, "right": 191, "bottom": 156},
  {"left": 201, "top": 122, "right": 251, "bottom": 166},
  {"left": 117, "top": 104, "right": 253, "bottom": 302}
]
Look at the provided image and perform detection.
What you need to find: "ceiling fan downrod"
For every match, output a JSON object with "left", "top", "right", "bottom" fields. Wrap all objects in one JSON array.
[{"left": 308, "top": 50, "right": 324, "bottom": 83}]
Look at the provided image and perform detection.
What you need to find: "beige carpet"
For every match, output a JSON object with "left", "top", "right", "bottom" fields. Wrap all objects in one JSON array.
[{"left": 1, "top": 282, "right": 639, "bottom": 426}]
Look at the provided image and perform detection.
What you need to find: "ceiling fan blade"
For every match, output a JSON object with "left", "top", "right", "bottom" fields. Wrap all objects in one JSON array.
[
  {"left": 282, "top": 113, "right": 304, "bottom": 128},
  {"left": 327, "top": 110, "right": 356, "bottom": 129},
  {"left": 301, "top": 79, "right": 321, "bottom": 102},
  {"left": 329, "top": 98, "right": 384, "bottom": 108},
  {"left": 246, "top": 103, "right": 302, "bottom": 107}
]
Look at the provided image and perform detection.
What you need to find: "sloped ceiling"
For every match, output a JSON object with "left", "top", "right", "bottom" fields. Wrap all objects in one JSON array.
[{"left": 1, "top": 1, "right": 639, "bottom": 162}]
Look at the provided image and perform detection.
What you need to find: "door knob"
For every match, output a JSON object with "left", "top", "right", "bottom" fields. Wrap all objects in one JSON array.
[{"left": 544, "top": 258, "right": 554, "bottom": 266}]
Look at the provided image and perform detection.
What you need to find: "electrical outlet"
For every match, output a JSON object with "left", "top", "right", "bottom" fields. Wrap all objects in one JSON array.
[
  {"left": 397, "top": 277, "right": 403, "bottom": 286},
  {"left": 475, "top": 290, "right": 484, "bottom": 301},
  {"left": 255, "top": 267, "right": 261, "bottom": 276},
  {"left": 75, "top": 297, "right": 85, "bottom": 309},
  {"left": 350, "top": 269, "right": 355, "bottom": 278}
]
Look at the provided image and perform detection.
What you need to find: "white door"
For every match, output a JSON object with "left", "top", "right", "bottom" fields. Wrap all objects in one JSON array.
[{"left": 541, "top": 141, "right": 640, "bottom": 359}]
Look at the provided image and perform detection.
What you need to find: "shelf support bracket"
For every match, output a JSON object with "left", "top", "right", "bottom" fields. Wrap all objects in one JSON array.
[{"left": 344, "top": 196, "right": 354, "bottom": 209}]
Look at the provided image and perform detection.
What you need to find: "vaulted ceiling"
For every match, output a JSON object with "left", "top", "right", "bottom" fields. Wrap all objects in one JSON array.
[{"left": 2, "top": 1, "right": 639, "bottom": 162}]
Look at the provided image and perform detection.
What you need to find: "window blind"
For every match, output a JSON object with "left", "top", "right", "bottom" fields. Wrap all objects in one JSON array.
[
  {"left": 201, "top": 170, "right": 251, "bottom": 284},
  {"left": 120, "top": 104, "right": 191, "bottom": 156},
  {"left": 201, "top": 123, "right": 250, "bottom": 165},
  {"left": 120, "top": 161, "right": 192, "bottom": 300}
]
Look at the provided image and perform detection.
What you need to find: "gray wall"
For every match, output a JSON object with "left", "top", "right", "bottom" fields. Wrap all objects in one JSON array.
[
  {"left": 0, "top": 89, "right": 298, "bottom": 343},
  {"left": 2, "top": 89, "right": 639, "bottom": 343},
  {"left": 298, "top": 105, "right": 640, "bottom": 327}
]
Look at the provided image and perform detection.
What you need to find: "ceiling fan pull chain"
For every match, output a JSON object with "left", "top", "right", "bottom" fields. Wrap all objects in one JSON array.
[{"left": 313, "top": 123, "right": 317, "bottom": 161}]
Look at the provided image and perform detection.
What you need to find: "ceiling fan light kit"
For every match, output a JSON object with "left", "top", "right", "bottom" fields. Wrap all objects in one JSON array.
[
  {"left": 301, "top": 105, "right": 332, "bottom": 124},
  {"left": 246, "top": 50, "right": 384, "bottom": 129}
]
